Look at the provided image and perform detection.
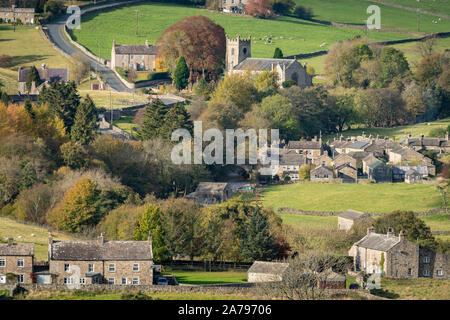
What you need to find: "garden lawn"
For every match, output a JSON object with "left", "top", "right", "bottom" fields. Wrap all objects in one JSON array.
[
  {"left": 165, "top": 271, "right": 248, "bottom": 285},
  {"left": 262, "top": 182, "right": 443, "bottom": 213},
  {"left": 378, "top": 277, "right": 450, "bottom": 300},
  {"left": 71, "top": 2, "right": 413, "bottom": 60},
  {"left": 323, "top": 117, "right": 450, "bottom": 142},
  {"left": 78, "top": 90, "right": 148, "bottom": 109},
  {"left": 0, "top": 217, "right": 80, "bottom": 261}
]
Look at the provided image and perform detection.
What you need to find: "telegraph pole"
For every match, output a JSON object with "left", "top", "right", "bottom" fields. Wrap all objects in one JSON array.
[{"left": 135, "top": 10, "right": 139, "bottom": 36}]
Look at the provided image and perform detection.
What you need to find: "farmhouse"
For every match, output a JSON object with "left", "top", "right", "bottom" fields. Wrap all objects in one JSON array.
[
  {"left": 0, "top": 6, "right": 34, "bottom": 24},
  {"left": 111, "top": 40, "right": 157, "bottom": 71},
  {"left": 0, "top": 238, "right": 34, "bottom": 284},
  {"left": 221, "top": 0, "right": 247, "bottom": 13},
  {"left": 338, "top": 210, "right": 369, "bottom": 231},
  {"left": 226, "top": 35, "right": 312, "bottom": 87},
  {"left": 18, "top": 66, "right": 69, "bottom": 94},
  {"left": 349, "top": 228, "right": 449, "bottom": 279},
  {"left": 247, "top": 261, "right": 289, "bottom": 282},
  {"left": 48, "top": 234, "right": 154, "bottom": 285},
  {"left": 185, "top": 182, "right": 232, "bottom": 205}
]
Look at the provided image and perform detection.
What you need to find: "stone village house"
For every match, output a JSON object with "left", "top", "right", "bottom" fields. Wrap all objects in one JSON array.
[
  {"left": 111, "top": 40, "right": 157, "bottom": 71},
  {"left": 0, "top": 6, "right": 34, "bottom": 24},
  {"left": 48, "top": 234, "right": 154, "bottom": 285},
  {"left": 0, "top": 238, "right": 34, "bottom": 285},
  {"left": 287, "top": 138, "right": 323, "bottom": 160},
  {"left": 349, "top": 228, "right": 449, "bottom": 279},
  {"left": 18, "top": 65, "right": 69, "bottom": 94},
  {"left": 310, "top": 164, "right": 333, "bottom": 182},
  {"left": 185, "top": 182, "right": 232, "bottom": 205}
]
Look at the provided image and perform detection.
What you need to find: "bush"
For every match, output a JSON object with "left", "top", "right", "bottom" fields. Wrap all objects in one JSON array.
[
  {"left": 120, "top": 291, "right": 153, "bottom": 300},
  {"left": 147, "top": 71, "right": 170, "bottom": 81},
  {"left": 282, "top": 80, "right": 297, "bottom": 88},
  {"left": 293, "top": 5, "right": 314, "bottom": 20}
]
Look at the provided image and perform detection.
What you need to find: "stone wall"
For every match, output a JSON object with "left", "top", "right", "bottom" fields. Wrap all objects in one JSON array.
[{"left": 277, "top": 207, "right": 448, "bottom": 217}]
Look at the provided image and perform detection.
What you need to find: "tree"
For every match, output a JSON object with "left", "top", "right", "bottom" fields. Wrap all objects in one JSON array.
[
  {"left": 160, "top": 103, "right": 193, "bottom": 140},
  {"left": 37, "top": 81, "right": 80, "bottom": 131},
  {"left": 374, "top": 211, "right": 438, "bottom": 250},
  {"left": 293, "top": 5, "right": 314, "bottom": 20},
  {"left": 60, "top": 141, "right": 88, "bottom": 169},
  {"left": 139, "top": 99, "right": 168, "bottom": 140},
  {"left": 1, "top": 91, "right": 8, "bottom": 107},
  {"left": 157, "top": 16, "right": 226, "bottom": 81},
  {"left": 133, "top": 204, "right": 170, "bottom": 263},
  {"left": 26, "top": 66, "right": 41, "bottom": 92},
  {"left": 254, "top": 70, "right": 279, "bottom": 98},
  {"left": 273, "top": 47, "right": 283, "bottom": 59},
  {"left": 272, "top": 0, "right": 295, "bottom": 15},
  {"left": 70, "top": 95, "right": 98, "bottom": 145},
  {"left": 19, "top": 159, "right": 36, "bottom": 192},
  {"left": 298, "top": 164, "right": 314, "bottom": 180},
  {"left": 46, "top": 178, "right": 99, "bottom": 232},
  {"left": 71, "top": 53, "right": 90, "bottom": 85},
  {"left": 378, "top": 47, "right": 411, "bottom": 89},
  {"left": 24, "top": 99, "right": 35, "bottom": 120},
  {"left": 246, "top": 0, "right": 273, "bottom": 18},
  {"left": 240, "top": 211, "right": 277, "bottom": 261},
  {"left": 173, "top": 56, "right": 190, "bottom": 90}
]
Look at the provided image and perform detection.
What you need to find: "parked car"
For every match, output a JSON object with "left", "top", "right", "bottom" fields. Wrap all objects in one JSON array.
[
  {"left": 157, "top": 277, "right": 168, "bottom": 285},
  {"left": 349, "top": 283, "right": 360, "bottom": 290}
]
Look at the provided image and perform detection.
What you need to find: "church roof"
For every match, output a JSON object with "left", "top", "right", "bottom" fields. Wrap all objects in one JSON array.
[{"left": 233, "top": 58, "right": 297, "bottom": 71}]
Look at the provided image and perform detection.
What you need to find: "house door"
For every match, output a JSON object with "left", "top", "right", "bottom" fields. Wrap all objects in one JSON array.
[{"left": 0, "top": 275, "right": 5, "bottom": 284}]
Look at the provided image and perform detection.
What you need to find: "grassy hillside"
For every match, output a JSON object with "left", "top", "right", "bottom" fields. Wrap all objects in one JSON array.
[
  {"left": 379, "top": 277, "right": 450, "bottom": 300},
  {"left": 367, "top": 0, "right": 450, "bottom": 16},
  {"left": 0, "top": 25, "right": 73, "bottom": 93},
  {"left": 262, "top": 182, "right": 443, "bottom": 213},
  {"left": 323, "top": 117, "right": 450, "bottom": 142},
  {"left": 296, "top": 0, "right": 449, "bottom": 33},
  {"left": 0, "top": 217, "right": 80, "bottom": 261},
  {"left": 71, "top": 2, "right": 414, "bottom": 60}
]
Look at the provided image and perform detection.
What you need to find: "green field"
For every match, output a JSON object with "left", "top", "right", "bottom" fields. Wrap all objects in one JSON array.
[
  {"left": 296, "top": 0, "right": 449, "bottom": 33},
  {"left": 71, "top": 2, "right": 416, "bottom": 61},
  {"left": 0, "top": 25, "right": 73, "bottom": 93},
  {"left": 165, "top": 270, "right": 248, "bottom": 285},
  {"left": 378, "top": 277, "right": 450, "bottom": 300},
  {"left": 262, "top": 182, "right": 444, "bottom": 213},
  {"left": 0, "top": 217, "right": 81, "bottom": 261},
  {"left": 279, "top": 214, "right": 337, "bottom": 230},
  {"left": 323, "top": 117, "right": 450, "bottom": 142},
  {"left": 366, "top": 0, "right": 450, "bottom": 16}
]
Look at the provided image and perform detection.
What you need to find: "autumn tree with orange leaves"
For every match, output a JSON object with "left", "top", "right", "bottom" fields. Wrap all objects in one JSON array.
[
  {"left": 245, "top": 0, "right": 274, "bottom": 19},
  {"left": 157, "top": 16, "right": 226, "bottom": 82}
]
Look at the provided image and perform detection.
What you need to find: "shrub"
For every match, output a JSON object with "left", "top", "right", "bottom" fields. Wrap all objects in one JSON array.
[
  {"left": 120, "top": 291, "right": 153, "bottom": 300},
  {"left": 293, "top": 5, "right": 314, "bottom": 20},
  {"left": 0, "top": 55, "right": 12, "bottom": 68},
  {"left": 147, "top": 71, "right": 170, "bottom": 81},
  {"left": 282, "top": 80, "right": 297, "bottom": 88}
]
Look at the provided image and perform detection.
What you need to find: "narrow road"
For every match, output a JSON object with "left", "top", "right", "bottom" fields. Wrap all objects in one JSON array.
[{"left": 46, "top": 15, "right": 132, "bottom": 92}]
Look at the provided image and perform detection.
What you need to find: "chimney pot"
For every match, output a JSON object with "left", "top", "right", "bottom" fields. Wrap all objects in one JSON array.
[
  {"left": 399, "top": 230, "right": 406, "bottom": 241},
  {"left": 7, "top": 237, "right": 13, "bottom": 246},
  {"left": 99, "top": 233, "right": 105, "bottom": 244},
  {"left": 145, "top": 40, "right": 149, "bottom": 47},
  {"left": 48, "top": 233, "right": 53, "bottom": 245},
  {"left": 367, "top": 227, "right": 375, "bottom": 235}
]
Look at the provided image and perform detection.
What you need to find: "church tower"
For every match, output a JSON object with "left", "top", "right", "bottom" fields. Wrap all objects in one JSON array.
[{"left": 226, "top": 34, "right": 251, "bottom": 72}]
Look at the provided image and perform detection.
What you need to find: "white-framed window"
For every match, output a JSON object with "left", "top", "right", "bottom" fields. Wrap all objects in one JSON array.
[
  {"left": 17, "top": 274, "right": 24, "bottom": 283},
  {"left": 436, "top": 270, "right": 443, "bottom": 276},
  {"left": 109, "top": 264, "right": 115, "bottom": 272},
  {"left": 64, "top": 264, "right": 70, "bottom": 272},
  {"left": 423, "top": 257, "right": 430, "bottom": 263},
  {"left": 423, "top": 269, "right": 430, "bottom": 277},
  {"left": 133, "top": 264, "right": 139, "bottom": 272},
  {"left": 132, "top": 277, "right": 139, "bottom": 285},
  {"left": 88, "top": 264, "right": 94, "bottom": 272},
  {"left": 79, "top": 278, "right": 86, "bottom": 284},
  {"left": 122, "top": 277, "right": 127, "bottom": 285},
  {"left": 17, "top": 259, "right": 24, "bottom": 267},
  {"left": 108, "top": 278, "right": 115, "bottom": 285},
  {"left": 0, "top": 258, "right": 5, "bottom": 267},
  {"left": 64, "top": 277, "right": 73, "bottom": 284}
]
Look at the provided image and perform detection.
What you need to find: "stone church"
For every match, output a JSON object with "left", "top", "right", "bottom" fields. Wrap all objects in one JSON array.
[{"left": 226, "top": 35, "right": 312, "bottom": 88}]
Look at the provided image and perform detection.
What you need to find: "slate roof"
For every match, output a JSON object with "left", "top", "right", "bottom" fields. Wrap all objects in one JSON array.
[
  {"left": 339, "top": 209, "right": 365, "bottom": 221},
  {"left": 50, "top": 240, "right": 152, "bottom": 261},
  {"left": 247, "top": 261, "right": 290, "bottom": 274},
  {"left": 288, "top": 140, "right": 322, "bottom": 149},
  {"left": 311, "top": 165, "right": 333, "bottom": 175},
  {"left": 280, "top": 151, "right": 307, "bottom": 166},
  {"left": 392, "top": 166, "right": 428, "bottom": 176},
  {"left": 348, "top": 141, "right": 369, "bottom": 149},
  {"left": 114, "top": 44, "right": 157, "bottom": 55},
  {"left": 363, "top": 153, "right": 379, "bottom": 163},
  {"left": 233, "top": 58, "right": 297, "bottom": 71},
  {"left": 354, "top": 233, "right": 400, "bottom": 252},
  {"left": 18, "top": 67, "right": 68, "bottom": 83},
  {"left": 195, "top": 182, "right": 229, "bottom": 194},
  {"left": 405, "top": 168, "right": 421, "bottom": 177},
  {"left": 347, "top": 151, "right": 369, "bottom": 161},
  {"left": 368, "top": 160, "right": 385, "bottom": 169},
  {"left": 0, "top": 243, "right": 34, "bottom": 256}
]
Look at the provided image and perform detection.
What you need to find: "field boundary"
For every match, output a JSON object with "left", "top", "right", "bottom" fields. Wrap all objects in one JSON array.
[{"left": 277, "top": 207, "right": 448, "bottom": 216}]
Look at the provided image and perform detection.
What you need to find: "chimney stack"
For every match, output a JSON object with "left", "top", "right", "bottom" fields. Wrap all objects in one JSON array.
[
  {"left": 145, "top": 39, "right": 149, "bottom": 47},
  {"left": 367, "top": 227, "right": 375, "bottom": 235},
  {"left": 48, "top": 233, "right": 53, "bottom": 245},
  {"left": 99, "top": 233, "right": 105, "bottom": 244},
  {"left": 399, "top": 230, "right": 406, "bottom": 241},
  {"left": 387, "top": 227, "right": 395, "bottom": 237},
  {"left": 7, "top": 237, "right": 13, "bottom": 246}
]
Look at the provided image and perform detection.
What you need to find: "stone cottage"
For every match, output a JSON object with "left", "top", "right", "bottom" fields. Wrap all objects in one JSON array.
[
  {"left": 278, "top": 150, "right": 307, "bottom": 181},
  {"left": 185, "top": 182, "right": 232, "bottom": 205},
  {"left": 404, "top": 169, "right": 423, "bottom": 184},
  {"left": 48, "top": 234, "right": 154, "bottom": 285},
  {"left": 247, "top": 261, "right": 290, "bottom": 282},
  {"left": 287, "top": 138, "right": 323, "bottom": 160},
  {"left": 0, "top": 238, "right": 34, "bottom": 284},
  {"left": 338, "top": 210, "right": 369, "bottom": 231},
  {"left": 0, "top": 6, "right": 34, "bottom": 24},
  {"left": 111, "top": 40, "right": 157, "bottom": 71},
  {"left": 18, "top": 66, "right": 69, "bottom": 94},
  {"left": 310, "top": 164, "right": 333, "bottom": 182},
  {"left": 367, "top": 160, "right": 392, "bottom": 183}
]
